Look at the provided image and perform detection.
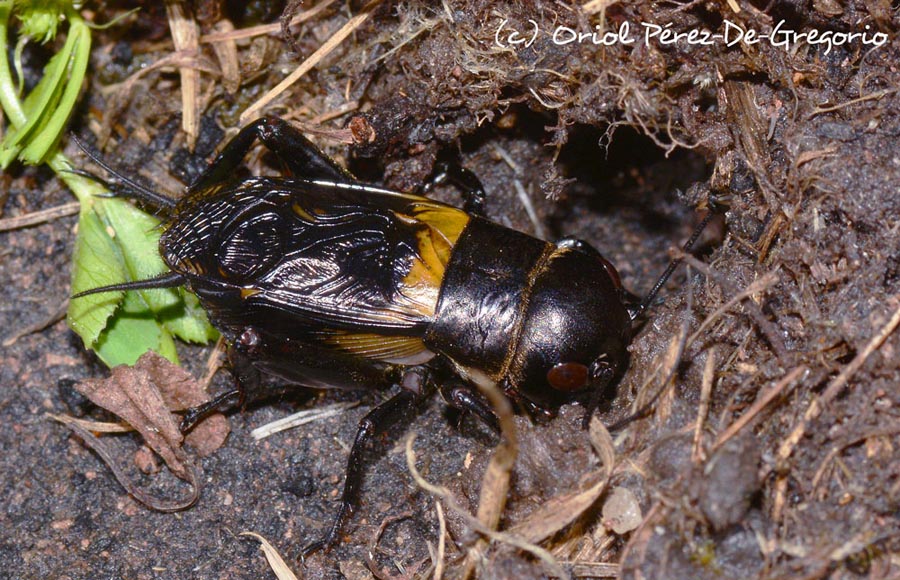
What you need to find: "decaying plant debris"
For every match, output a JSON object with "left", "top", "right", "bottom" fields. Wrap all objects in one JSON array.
[{"left": 1, "top": 0, "right": 899, "bottom": 578}]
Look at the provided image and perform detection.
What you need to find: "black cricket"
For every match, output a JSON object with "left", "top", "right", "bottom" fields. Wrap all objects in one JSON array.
[{"left": 74, "top": 117, "right": 707, "bottom": 556}]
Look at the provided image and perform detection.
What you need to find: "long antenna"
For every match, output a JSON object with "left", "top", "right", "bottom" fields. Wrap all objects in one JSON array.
[
  {"left": 629, "top": 212, "right": 715, "bottom": 321},
  {"left": 72, "top": 271, "right": 186, "bottom": 299},
  {"left": 71, "top": 135, "right": 177, "bottom": 210}
]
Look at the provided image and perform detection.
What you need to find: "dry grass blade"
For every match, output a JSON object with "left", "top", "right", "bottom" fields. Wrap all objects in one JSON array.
[
  {"left": 462, "top": 380, "right": 518, "bottom": 577},
  {"left": 606, "top": 275, "right": 696, "bottom": 433},
  {"left": 404, "top": 434, "right": 570, "bottom": 580},
  {"left": 692, "top": 346, "right": 717, "bottom": 462},
  {"left": 240, "top": 0, "right": 384, "bottom": 123},
  {"left": 165, "top": 0, "right": 201, "bottom": 148},
  {"left": 0, "top": 202, "right": 78, "bottom": 231},
  {"left": 581, "top": 0, "right": 620, "bottom": 16},
  {"left": 250, "top": 401, "right": 358, "bottom": 440},
  {"left": 240, "top": 532, "right": 300, "bottom": 580},
  {"left": 46, "top": 413, "right": 133, "bottom": 434},
  {"left": 712, "top": 365, "right": 808, "bottom": 452},
  {"left": 566, "top": 561, "right": 619, "bottom": 578},
  {"left": 677, "top": 253, "right": 785, "bottom": 359},
  {"left": 508, "top": 417, "right": 616, "bottom": 544},
  {"left": 199, "top": 0, "right": 337, "bottom": 44},
  {"left": 208, "top": 19, "right": 240, "bottom": 94},
  {"left": 513, "top": 179, "right": 548, "bottom": 239},
  {"left": 473, "top": 383, "right": 517, "bottom": 530},
  {"left": 199, "top": 336, "right": 226, "bottom": 391},
  {"left": 625, "top": 284, "right": 693, "bottom": 428},
  {"left": 686, "top": 270, "right": 779, "bottom": 349}
]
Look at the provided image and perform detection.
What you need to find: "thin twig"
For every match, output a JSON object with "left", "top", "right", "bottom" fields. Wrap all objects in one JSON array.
[
  {"left": 405, "top": 434, "right": 570, "bottom": 580},
  {"left": 711, "top": 365, "right": 808, "bottom": 452},
  {"left": 0, "top": 202, "right": 79, "bottom": 231},
  {"left": 199, "top": 0, "right": 337, "bottom": 44},
  {"left": 810, "top": 425, "right": 900, "bottom": 493},
  {"left": 692, "top": 346, "right": 717, "bottom": 463},
  {"left": 309, "top": 100, "right": 360, "bottom": 124},
  {"left": 777, "top": 297, "right": 900, "bottom": 464},
  {"left": 676, "top": 251, "right": 788, "bottom": 360},
  {"left": 809, "top": 88, "right": 898, "bottom": 116},
  {"left": 774, "top": 297, "right": 900, "bottom": 522}
]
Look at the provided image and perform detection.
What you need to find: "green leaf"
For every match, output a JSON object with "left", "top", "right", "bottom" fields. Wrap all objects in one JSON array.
[
  {"left": 99, "top": 199, "right": 219, "bottom": 344},
  {"left": 0, "top": 14, "right": 78, "bottom": 166},
  {"left": 166, "top": 289, "right": 219, "bottom": 344},
  {"left": 66, "top": 196, "right": 218, "bottom": 366},
  {"left": 20, "top": 19, "right": 90, "bottom": 164},
  {"left": 66, "top": 195, "right": 181, "bottom": 366},
  {"left": 100, "top": 197, "right": 178, "bottom": 312},
  {"left": 66, "top": 202, "right": 127, "bottom": 347},
  {"left": 1, "top": 3, "right": 218, "bottom": 367},
  {"left": 92, "top": 289, "right": 179, "bottom": 367}
]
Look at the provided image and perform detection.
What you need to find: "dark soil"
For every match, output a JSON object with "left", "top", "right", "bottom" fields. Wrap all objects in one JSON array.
[{"left": 2, "top": 1, "right": 899, "bottom": 579}]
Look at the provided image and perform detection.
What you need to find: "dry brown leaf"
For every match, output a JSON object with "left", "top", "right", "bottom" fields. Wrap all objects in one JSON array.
[
  {"left": 133, "top": 352, "right": 230, "bottom": 457},
  {"left": 77, "top": 353, "right": 192, "bottom": 479},
  {"left": 507, "top": 417, "right": 616, "bottom": 544},
  {"left": 61, "top": 352, "right": 230, "bottom": 510}
]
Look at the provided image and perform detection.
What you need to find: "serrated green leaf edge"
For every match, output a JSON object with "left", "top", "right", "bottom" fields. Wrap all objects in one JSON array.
[
  {"left": 100, "top": 197, "right": 178, "bottom": 311},
  {"left": 66, "top": 191, "right": 218, "bottom": 365},
  {"left": 166, "top": 289, "right": 219, "bottom": 344},
  {"left": 66, "top": 202, "right": 126, "bottom": 346}
]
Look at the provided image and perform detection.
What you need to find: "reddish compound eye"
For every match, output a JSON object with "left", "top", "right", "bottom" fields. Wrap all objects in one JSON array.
[{"left": 547, "top": 362, "right": 589, "bottom": 392}]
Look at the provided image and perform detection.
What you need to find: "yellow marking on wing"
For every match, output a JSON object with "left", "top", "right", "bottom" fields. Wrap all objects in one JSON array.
[
  {"left": 240, "top": 287, "right": 260, "bottom": 299},
  {"left": 409, "top": 202, "right": 469, "bottom": 249},
  {"left": 291, "top": 202, "right": 315, "bottom": 222},
  {"left": 392, "top": 203, "right": 470, "bottom": 318},
  {"left": 323, "top": 332, "right": 429, "bottom": 362}
]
